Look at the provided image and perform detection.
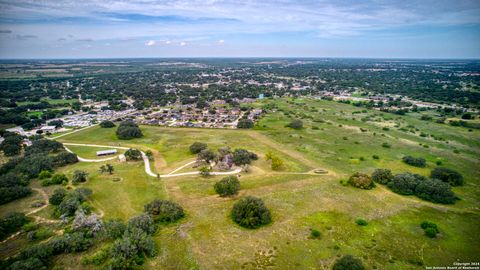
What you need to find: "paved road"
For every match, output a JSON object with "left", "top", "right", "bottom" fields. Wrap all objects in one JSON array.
[{"left": 49, "top": 124, "right": 97, "bottom": 140}]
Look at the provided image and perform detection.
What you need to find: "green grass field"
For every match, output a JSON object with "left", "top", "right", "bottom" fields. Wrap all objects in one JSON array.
[{"left": 2, "top": 98, "right": 479, "bottom": 269}]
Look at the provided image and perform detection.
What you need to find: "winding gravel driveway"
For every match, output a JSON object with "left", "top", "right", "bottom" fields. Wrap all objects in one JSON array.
[{"left": 62, "top": 143, "right": 242, "bottom": 178}]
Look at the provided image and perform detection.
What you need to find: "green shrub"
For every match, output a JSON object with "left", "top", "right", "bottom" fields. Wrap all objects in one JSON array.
[
  {"left": 421, "top": 221, "right": 439, "bottom": 238},
  {"left": 348, "top": 172, "right": 375, "bottom": 189},
  {"left": 387, "top": 173, "right": 424, "bottom": 195},
  {"left": 430, "top": 167, "right": 464, "bottom": 186},
  {"left": 237, "top": 119, "right": 254, "bottom": 129},
  {"left": 402, "top": 156, "right": 426, "bottom": 167},
  {"left": 381, "top": 142, "right": 391, "bottom": 148},
  {"left": 42, "top": 173, "right": 68, "bottom": 186},
  {"left": 420, "top": 221, "right": 438, "bottom": 230},
  {"left": 424, "top": 228, "right": 438, "bottom": 238},
  {"left": 125, "top": 148, "right": 142, "bottom": 161},
  {"left": 72, "top": 170, "right": 88, "bottom": 184},
  {"left": 355, "top": 218, "right": 368, "bottom": 226},
  {"left": 372, "top": 155, "right": 380, "bottom": 160},
  {"left": 332, "top": 255, "right": 365, "bottom": 270},
  {"left": 144, "top": 199, "right": 185, "bottom": 223},
  {"left": 199, "top": 166, "right": 211, "bottom": 177},
  {"left": 231, "top": 196, "right": 271, "bottom": 229},
  {"left": 116, "top": 121, "right": 143, "bottom": 140},
  {"left": 310, "top": 228, "right": 321, "bottom": 239},
  {"left": 415, "top": 179, "right": 457, "bottom": 204},
  {"left": 189, "top": 142, "right": 207, "bottom": 154},
  {"left": 38, "top": 170, "right": 52, "bottom": 180},
  {"left": 0, "top": 212, "right": 30, "bottom": 240},
  {"left": 388, "top": 173, "right": 457, "bottom": 204},
  {"left": 232, "top": 149, "right": 257, "bottom": 166},
  {"left": 27, "top": 227, "right": 54, "bottom": 242},
  {"left": 21, "top": 223, "right": 37, "bottom": 235},
  {"left": 49, "top": 188, "right": 66, "bottom": 205},
  {"left": 214, "top": 176, "right": 240, "bottom": 197},
  {"left": 99, "top": 120, "right": 115, "bottom": 128},
  {"left": 287, "top": 119, "right": 303, "bottom": 129},
  {"left": 371, "top": 169, "right": 393, "bottom": 184},
  {"left": 81, "top": 244, "right": 111, "bottom": 265}
]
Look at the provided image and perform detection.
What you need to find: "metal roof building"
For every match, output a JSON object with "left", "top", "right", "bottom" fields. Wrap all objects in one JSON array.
[{"left": 96, "top": 149, "right": 117, "bottom": 156}]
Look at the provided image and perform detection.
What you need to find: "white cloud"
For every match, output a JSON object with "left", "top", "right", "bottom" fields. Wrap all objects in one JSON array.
[
  {"left": 180, "top": 41, "right": 186, "bottom": 46},
  {"left": 218, "top": 39, "right": 225, "bottom": 44},
  {"left": 3, "top": 0, "right": 479, "bottom": 40},
  {"left": 165, "top": 40, "right": 171, "bottom": 44},
  {"left": 145, "top": 40, "right": 156, "bottom": 46}
]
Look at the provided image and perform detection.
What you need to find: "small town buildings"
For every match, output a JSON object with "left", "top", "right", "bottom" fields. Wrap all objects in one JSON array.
[{"left": 41, "top": 126, "right": 57, "bottom": 133}]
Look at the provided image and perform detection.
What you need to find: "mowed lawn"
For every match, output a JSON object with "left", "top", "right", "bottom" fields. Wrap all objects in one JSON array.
[
  {"left": 57, "top": 160, "right": 167, "bottom": 220},
  {"left": 49, "top": 99, "right": 480, "bottom": 269}
]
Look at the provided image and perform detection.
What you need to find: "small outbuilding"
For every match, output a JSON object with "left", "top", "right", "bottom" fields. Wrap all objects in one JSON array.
[
  {"left": 96, "top": 149, "right": 117, "bottom": 156},
  {"left": 41, "top": 126, "right": 57, "bottom": 133}
]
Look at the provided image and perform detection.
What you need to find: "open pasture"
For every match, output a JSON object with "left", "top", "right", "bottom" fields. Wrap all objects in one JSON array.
[{"left": 3, "top": 98, "right": 479, "bottom": 269}]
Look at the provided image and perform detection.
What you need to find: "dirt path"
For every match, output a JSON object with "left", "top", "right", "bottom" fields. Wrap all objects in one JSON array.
[
  {"left": 0, "top": 188, "right": 60, "bottom": 244},
  {"left": 247, "top": 131, "right": 323, "bottom": 169},
  {"left": 167, "top": 161, "right": 197, "bottom": 175},
  {"left": 49, "top": 124, "right": 97, "bottom": 140},
  {"left": 25, "top": 188, "right": 48, "bottom": 215}
]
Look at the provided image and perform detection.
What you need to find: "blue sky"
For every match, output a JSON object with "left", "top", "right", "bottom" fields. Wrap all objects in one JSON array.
[{"left": 0, "top": 0, "right": 479, "bottom": 59}]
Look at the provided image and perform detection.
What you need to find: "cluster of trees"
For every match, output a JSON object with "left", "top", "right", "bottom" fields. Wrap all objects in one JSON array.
[
  {"left": 0, "top": 139, "right": 78, "bottom": 205},
  {"left": 214, "top": 176, "right": 240, "bottom": 197},
  {"left": 371, "top": 168, "right": 459, "bottom": 204},
  {"left": 194, "top": 143, "right": 258, "bottom": 169},
  {"left": 265, "top": 151, "right": 284, "bottom": 171},
  {"left": 1, "top": 188, "right": 96, "bottom": 270},
  {"left": 77, "top": 199, "right": 184, "bottom": 268},
  {"left": 232, "top": 149, "right": 258, "bottom": 166},
  {"left": 2, "top": 230, "right": 94, "bottom": 269},
  {"left": 51, "top": 188, "right": 92, "bottom": 217},
  {"left": 144, "top": 199, "right": 185, "bottom": 223},
  {"left": 0, "top": 103, "right": 72, "bottom": 130},
  {"left": 237, "top": 118, "right": 254, "bottom": 129},
  {"left": 231, "top": 196, "right": 271, "bottom": 229},
  {"left": 0, "top": 131, "right": 23, "bottom": 156},
  {"left": 104, "top": 214, "right": 157, "bottom": 268},
  {"left": 116, "top": 121, "right": 143, "bottom": 140},
  {"left": 348, "top": 172, "right": 375, "bottom": 189},
  {"left": 0, "top": 212, "right": 30, "bottom": 241},
  {"left": 421, "top": 221, "right": 439, "bottom": 238},
  {"left": 72, "top": 170, "right": 88, "bottom": 184},
  {"left": 125, "top": 148, "right": 142, "bottom": 161},
  {"left": 430, "top": 167, "right": 464, "bottom": 186},
  {"left": 99, "top": 164, "right": 114, "bottom": 174},
  {"left": 3, "top": 186, "right": 163, "bottom": 269},
  {"left": 402, "top": 155, "right": 426, "bottom": 167},
  {"left": 41, "top": 173, "right": 68, "bottom": 186}
]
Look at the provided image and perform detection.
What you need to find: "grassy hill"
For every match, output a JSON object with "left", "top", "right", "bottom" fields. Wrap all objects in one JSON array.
[{"left": 1, "top": 98, "right": 479, "bottom": 269}]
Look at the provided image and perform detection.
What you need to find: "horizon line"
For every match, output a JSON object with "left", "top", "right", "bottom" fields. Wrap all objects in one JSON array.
[{"left": 1, "top": 56, "right": 479, "bottom": 61}]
